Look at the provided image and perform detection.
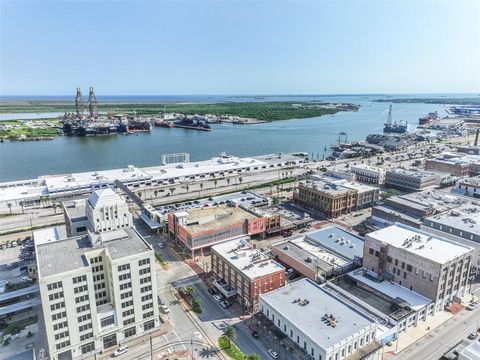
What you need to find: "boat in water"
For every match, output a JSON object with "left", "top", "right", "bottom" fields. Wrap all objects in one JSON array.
[
  {"left": 418, "top": 111, "right": 438, "bottom": 125},
  {"left": 383, "top": 105, "right": 407, "bottom": 134},
  {"left": 154, "top": 120, "right": 174, "bottom": 128},
  {"left": 174, "top": 117, "right": 211, "bottom": 131}
]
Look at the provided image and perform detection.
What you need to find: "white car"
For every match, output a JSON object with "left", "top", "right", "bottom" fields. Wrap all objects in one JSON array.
[
  {"left": 467, "top": 302, "right": 478, "bottom": 311},
  {"left": 112, "top": 346, "right": 129, "bottom": 357},
  {"left": 268, "top": 349, "right": 279, "bottom": 359},
  {"left": 158, "top": 243, "right": 165, "bottom": 249},
  {"left": 213, "top": 294, "right": 223, "bottom": 302},
  {"left": 160, "top": 304, "right": 170, "bottom": 313}
]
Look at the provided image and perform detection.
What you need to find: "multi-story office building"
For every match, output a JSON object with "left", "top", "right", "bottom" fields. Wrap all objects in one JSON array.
[
  {"left": 385, "top": 169, "right": 438, "bottom": 192},
  {"left": 457, "top": 176, "right": 480, "bottom": 198},
  {"left": 36, "top": 191, "right": 159, "bottom": 360},
  {"left": 168, "top": 204, "right": 268, "bottom": 256},
  {"left": 351, "top": 164, "right": 386, "bottom": 185},
  {"left": 425, "top": 157, "right": 471, "bottom": 177},
  {"left": 260, "top": 278, "right": 380, "bottom": 360},
  {"left": 363, "top": 224, "right": 473, "bottom": 313},
  {"left": 294, "top": 177, "right": 378, "bottom": 218},
  {"left": 211, "top": 238, "right": 285, "bottom": 308},
  {"left": 86, "top": 189, "right": 132, "bottom": 233},
  {"left": 294, "top": 180, "right": 357, "bottom": 218}
]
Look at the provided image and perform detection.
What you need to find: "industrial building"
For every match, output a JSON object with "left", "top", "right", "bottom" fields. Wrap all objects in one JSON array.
[
  {"left": 272, "top": 226, "right": 363, "bottom": 281},
  {"left": 350, "top": 164, "right": 387, "bottom": 185},
  {"left": 0, "top": 153, "right": 306, "bottom": 209},
  {"left": 259, "top": 278, "right": 381, "bottom": 360},
  {"left": 36, "top": 190, "right": 160, "bottom": 360},
  {"left": 425, "top": 154, "right": 471, "bottom": 177},
  {"left": 211, "top": 238, "right": 285, "bottom": 308},
  {"left": 385, "top": 169, "right": 438, "bottom": 192},
  {"left": 363, "top": 224, "right": 473, "bottom": 313},
  {"left": 168, "top": 204, "right": 268, "bottom": 256}
]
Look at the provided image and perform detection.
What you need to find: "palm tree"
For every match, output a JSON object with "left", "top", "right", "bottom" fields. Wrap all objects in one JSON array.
[
  {"left": 199, "top": 183, "right": 204, "bottom": 195},
  {"left": 185, "top": 185, "right": 190, "bottom": 193},
  {"left": 52, "top": 203, "right": 57, "bottom": 214},
  {"left": 154, "top": 190, "right": 159, "bottom": 199},
  {"left": 222, "top": 326, "right": 236, "bottom": 348},
  {"left": 138, "top": 191, "right": 142, "bottom": 200},
  {"left": 169, "top": 187, "right": 175, "bottom": 196},
  {"left": 238, "top": 177, "right": 243, "bottom": 188},
  {"left": 7, "top": 203, "right": 12, "bottom": 214},
  {"left": 185, "top": 286, "right": 194, "bottom": 297},
  {"left": 226, "top": 178, "right": 231, "bottom": 187},
  {"left": 214, "top": 179, "right": 218, "bottom": 188}
]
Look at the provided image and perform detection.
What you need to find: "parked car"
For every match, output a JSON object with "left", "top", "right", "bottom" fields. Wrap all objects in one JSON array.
[
  {"left": 158, "top": 243, "right": 165, "bottom": 249},
  {"left": 468, "top": 332, "right": 478, "bottom": 340},
  {"left": 160, "top": 304, "right": 170, "bottom": 314},
  {"left": 112, "top": 346, "right": 129, "bottom": 357},
  {"left": 252, "top": 331, "right": 259, "bottom": 338},
  {"left": 268, "top": 349, "right": 279, "bottom": 359},
  {"left": 213, "top": 294, "right": 223, "bottom": 303},
  {"left": 467, "top": 302, "right": 478, "bottom": 311},
  {"left": 220, "top": 301, "right": 232, "bottom": 309},
  {"left": 208, "top": 288, "right": 216, "bottom": 295}
]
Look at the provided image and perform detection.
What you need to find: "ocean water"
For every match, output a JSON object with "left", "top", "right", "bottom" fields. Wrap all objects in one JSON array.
[{"left": 0, "top": 94, "right": 459, "bottom": 182}]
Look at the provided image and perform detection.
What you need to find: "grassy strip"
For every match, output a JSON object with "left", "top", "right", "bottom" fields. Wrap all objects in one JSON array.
[
  {"left": 0, "top": 221, "right": 64, "bottom": 237},
  {"left": 155, "top": 253, "right": 168, "bottom": 270},
  {"left": 218, "top": 337, "right": 246, "bottom": 360}
]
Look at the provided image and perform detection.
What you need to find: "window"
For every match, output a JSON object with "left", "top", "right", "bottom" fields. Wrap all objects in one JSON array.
[
  {"left": 144, "top": 319, "right": 155, "bottom": 331},
  {"left": 122, "top": 300, "right": 134, "bottom": 309},
  {"left": 79, "top": 323, "right": 93, "bottom": 332},
  {"left": 139, "top": 258, "right": 150, "bottom": 266},
  {"left": 74, "top": 285, "right": 88, "bottom": 294},
  {"left": 142, "top": 302, "right": 153, "bottom": 311},
  {"left": 100, "top": 315, "right": 115, "bottom": 328},
  {"left": 81, "top": 342, "right": 95, "bottom": 354},
  {"left": 140, "top": 277, "right": 151, "bottom": 284},
  {"left": 139, "top": 267, "right": 151, "bottom": 275},
  {"left": 123, "top": 309, "right": 135, "bottom": 317},
  {"left": 124, "top": 326, "right": 136, "bottom": 338},
  {"left": 124, "top": 317, "right": 135, "bottom": 326},
  {"left": 47, "top": 281, "right": 62, "bottom": 291},
  {"left": 369, "top": 248, "right": 374, "bottom": 255},
  {"left": 80, "top": 332, "right": 94, "bottom": 341},
  {"left": 118, "top": 264, "right": 130, "bottom": 272},
  {"left": 78, "top": 314, "right": 91, "bottom": 323},
  {"left": 103, "top": 334, "right": 117, "bottom": 349},
  {"left": 119, "top": 273, "right": 131, "bottom": 281},
  {"left": 143, "top": 311, "right": 154, "bottom": 319},
  {"left": 141, "top": 294, "right": 153, "bottom": 302}
]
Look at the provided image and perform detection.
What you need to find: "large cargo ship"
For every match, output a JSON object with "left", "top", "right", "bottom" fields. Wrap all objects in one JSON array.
[
  {"left": 174, "top": 117, "right": 211, "bottom": 131},
  {"left": 419, "top": 111, "right": 438, "bottom": 125},
  {"left": 383, "top": 105, "right": 407, "bottom": 134}
]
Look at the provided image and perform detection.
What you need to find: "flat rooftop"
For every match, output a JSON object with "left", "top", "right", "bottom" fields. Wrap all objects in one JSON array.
[
  {"left": 386, "top": 169, "right": 438, "bottom": 179},
  {"left": 351, "top": 164, "right": 386, "bottom": 173},
  {"left": 305, "top": 226, "right": 364, "bottom": 261},
  {"left": 33, "top": 225, "right": 68, "bottom": 246},
  {"left": 63, "top": 199, "right": 87, "bottom": 220},
  {"left": 176, "top": 205, "right": 259, "bottom": 233},
  {"left": 260, "top": 278, "right": 376, "bottom": 349},
  {"left": 388, "top": 189, "right": 470, "bottom": 213},
  {"left": 367, "top": 224, "right": 473, "bottom": 264},
  {"left": 302, "top": 179, "right": 352, "bottom": 196},
  {"left": 348, "top": 269, "right": 432, "bottom": 311},
  {"left": 459, "top": 175, "right": 480, "bottom": 186},
  {"left": 37, "top": 227, "right": 151, "bottom": 278},
  {"left": 425, "top": 205, "right": 480, "bottom": 235},
  {"left": 212, "top": 238, "right": 285, "bottom": 280}
]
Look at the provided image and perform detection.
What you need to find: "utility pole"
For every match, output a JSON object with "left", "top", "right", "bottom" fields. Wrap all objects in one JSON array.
[
  {"left": 150, "top": 332, "right": 153, "bottom": 360},
  {"left": 191, "top": 339, "right": 194, "bottom": 360}
]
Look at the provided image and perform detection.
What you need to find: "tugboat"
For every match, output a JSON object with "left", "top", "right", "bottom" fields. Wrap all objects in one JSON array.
[{"left": 383, "top": 105, "right": 407, "bottom": 134}]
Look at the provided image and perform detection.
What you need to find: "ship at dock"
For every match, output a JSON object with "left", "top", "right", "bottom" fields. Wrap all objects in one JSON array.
[
  {"left": 174, "top": 115, "right": 211, "bottom": 131},
  {"left": 383, "top": 105, "right": 407, "bottom": 134},
  {"left": 61, "top": 88, "right": 152, "bottom": 136},
  {"left": 418, "top": 111, "right": 438, "bottom": 125}
]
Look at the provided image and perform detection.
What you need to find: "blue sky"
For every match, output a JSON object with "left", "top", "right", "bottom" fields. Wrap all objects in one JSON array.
[{"left": 0, "top": 0, "right": 479, "bottom": 95}]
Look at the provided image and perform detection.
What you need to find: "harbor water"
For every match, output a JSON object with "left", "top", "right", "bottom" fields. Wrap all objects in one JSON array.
[{"left": 0, "top": 95, "right": 454, "bottom": 182}]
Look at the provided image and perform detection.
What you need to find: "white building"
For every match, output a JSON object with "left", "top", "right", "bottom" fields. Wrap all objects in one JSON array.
[
  {"left": 351, "top": 164, "right": 386, "bottom": 185},
  {"left": 86, "top": 189, "right": 132, "bottom": 233},
  {"left": 36, "top": 190, "right": 159, "bottom": 360},
  {"left": 259, "top": 278, "right": 380, "bottom": 360}
]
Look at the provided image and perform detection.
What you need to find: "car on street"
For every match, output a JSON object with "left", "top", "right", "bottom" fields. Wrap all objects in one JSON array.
[
  {"left": 467, "top": 302, "right": 478, "bottom": 311},
  {"left": 112, "top": 346, "right": 129, "bottom": 357},
  {"left": 268, "top": 349, "right": 279, "bottom": 359},
  {"left": 213, "top": 294, "right": 223, "bottom": 302},
  {"left": 252, "top": 331, "right": 259, "bottom": 338},
  {"left": 220, "top": 301, "right": 232, "bottom": 309},
  {"left": 468, "top": 332, "right": 478, "bottom": 340},
  {"left": 160, "top": 304, "right": 170, "bottom": 313},
  {"left": 208, "top": 288, "right": 216, "bottom": 295},
  {"left": 158, "top": 243, "right": 165, "bottom": 249}
]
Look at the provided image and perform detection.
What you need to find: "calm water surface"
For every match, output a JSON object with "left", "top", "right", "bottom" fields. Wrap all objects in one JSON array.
[{"left": 0, "top": 95, "right": 452, "bottom": 182}]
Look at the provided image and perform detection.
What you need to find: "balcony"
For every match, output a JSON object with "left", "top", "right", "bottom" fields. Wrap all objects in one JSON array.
[{"left": 213, "top": 279, "right": 237, "bottom": 298}]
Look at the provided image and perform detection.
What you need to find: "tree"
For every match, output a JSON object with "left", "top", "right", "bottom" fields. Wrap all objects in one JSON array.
[
  {"left": 214, "top": 179, "right": 218, "bottom": 188},
  {"left": 138, "top": 191, "right": 142, "bottom": 200},
  {"left": 246, "top": 354, "right": 260, "bottom": 360},
  {"left": 185, "top": 185, "right": 190, "bottom": 193},
  {"left": 52, "top": 203, "right": 57, "bottom": 214},
  {"left": 227, "top": 178, "right": 231, "bottom": 187},
  {"left": 191, "top": 298, "right": 202, "bottom": 314},
  {"left": 7, "top": 203, "right": 12, "bottom": 214},
  {"left": 199, "top": 183, "right": 204, "bottom": 194},
  {"left": 238, "top": 177, "right": 243, "bottom": 187},
  {"left": 185, "top": 286, "right": 194, "bottom": 297},
  {"left": 154, "top": 190, "right": 159, "bottom": 199},
  {"left": 169, "top": 187, "right": 175, "bottom": 196},
  {"left": 222, "top": 326, "right": 236, "bottom": 348}
]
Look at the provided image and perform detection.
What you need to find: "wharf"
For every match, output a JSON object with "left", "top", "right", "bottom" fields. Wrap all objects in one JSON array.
[{"left": 173, "top": 124, "right": 211, "bottom": 131}]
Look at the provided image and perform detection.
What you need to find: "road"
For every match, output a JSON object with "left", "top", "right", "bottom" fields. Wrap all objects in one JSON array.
[
  {"left": 130, "top": 219, "right": 271, "bottom": 360},
  {"left": 395, "top": 307, "right": 480, "bottom": 360}
]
